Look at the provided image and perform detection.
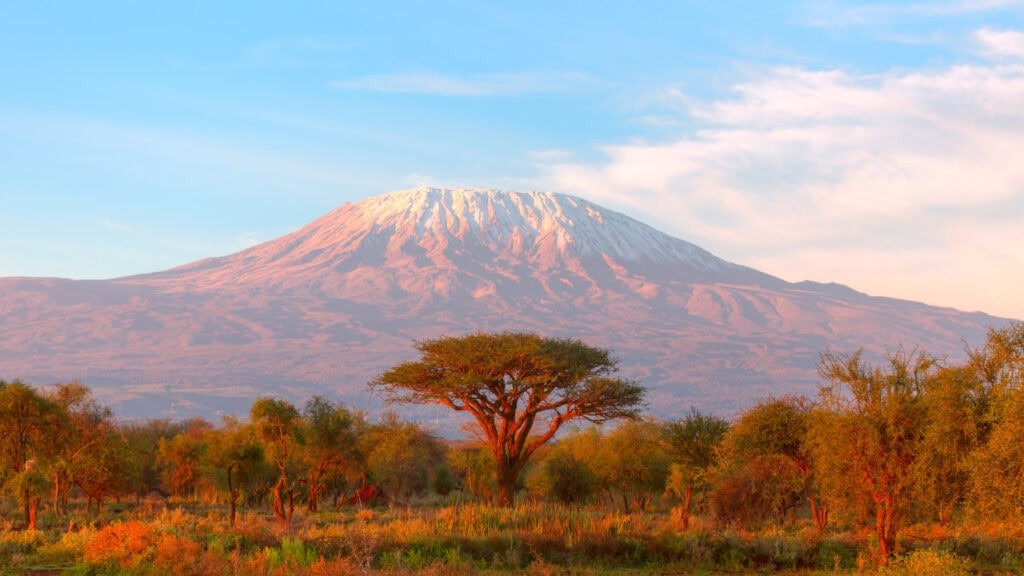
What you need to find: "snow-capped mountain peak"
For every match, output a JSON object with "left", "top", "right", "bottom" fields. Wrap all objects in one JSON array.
[{"left": 153, "top": 187, "right": 766, "bottom": 294}]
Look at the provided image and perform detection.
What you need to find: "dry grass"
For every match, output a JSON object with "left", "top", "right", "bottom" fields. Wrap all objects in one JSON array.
[{"left": 2, "top": 502, "right": 1024, "bottom": 574}]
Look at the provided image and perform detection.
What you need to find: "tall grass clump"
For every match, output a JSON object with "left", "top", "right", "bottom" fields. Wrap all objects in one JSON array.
[{"left": 877, "top": 548, "right": 969, "bottom": 576}]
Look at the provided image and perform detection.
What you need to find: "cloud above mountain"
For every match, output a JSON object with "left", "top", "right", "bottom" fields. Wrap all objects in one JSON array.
[{"left": 541, "top": 36, "right": 1024, "bottom": 319}]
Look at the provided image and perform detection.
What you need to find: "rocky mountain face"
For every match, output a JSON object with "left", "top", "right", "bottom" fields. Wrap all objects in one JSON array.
[{"left": 0, "top": 187, "right": 1008, "bottom": 422}]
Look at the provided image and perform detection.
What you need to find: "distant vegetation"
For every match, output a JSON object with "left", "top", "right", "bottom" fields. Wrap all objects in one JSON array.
[{"left": 1, "top": 322, "right": 1022, "bottom": 575}]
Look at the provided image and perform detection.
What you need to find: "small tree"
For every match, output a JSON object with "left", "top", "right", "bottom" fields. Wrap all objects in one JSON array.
[
  {"left": 965, "top": 322, "right": 1024, "bottom": 519},
  {"left": 447, "top": 446, "right": 497, "bottom": 502},
  {"left": 590, "top": 419, "right": 671, "bottom": 513},
  {"left": 371, "top": 332, "right": 645, "bottom": 506},
  {"left": 662, "top": 408, "right": 729, "bottom": 530},
  {"left": 711, "top": 453, "right": 803, "bottom": 529},
  {"left": 156, "top": 432, "right": 207, "bottom": 500},
  {"left": 529, "top": 448, "right": 596, "bottom": 505},
  {"left": 47, "top": 381, "right": 114, "bottom": 516},
  {"left": 204, "top": 417, "right": 264, "bottom": 527},
  {"left": 251, "top": 398, "right": 302, "bottom": 527},
  {"left": 5, "top": 461, "right": 48, "bottom": 531},
  {"left": 814, "top": 348, "right": 935, "bottom": 562},
  {"left": 363, "top": 412, "right": 444, "bottom": 504},
  {"left": 0, "top": 380, "right": 62, "bottom": 528},
  {"left": 720, "top": 397, "right": 826, "bottom": 533},
  {"left": 300, "top": 396, "right": 362, "bottom": 512}
]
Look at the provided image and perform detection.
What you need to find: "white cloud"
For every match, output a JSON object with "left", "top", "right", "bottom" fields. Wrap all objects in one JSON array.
[
  {"left": 539, "top": 57, "right": 1024, "bottom": 319},
  {"left": 331, "top": 71, "right": 592, "bottom": 96},
  {"left": 977, "top": 27, "right": 1024, "bottom": 58}
]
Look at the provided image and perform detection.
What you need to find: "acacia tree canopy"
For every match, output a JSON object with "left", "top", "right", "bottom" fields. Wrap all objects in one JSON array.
[{"left": 370, "top": 332, "right": 645, "bottom": 506}]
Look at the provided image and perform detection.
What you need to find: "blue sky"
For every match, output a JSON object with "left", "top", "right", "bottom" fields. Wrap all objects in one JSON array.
[{"left": 2, "top": 1, "right": 1022, "bottom": 319}]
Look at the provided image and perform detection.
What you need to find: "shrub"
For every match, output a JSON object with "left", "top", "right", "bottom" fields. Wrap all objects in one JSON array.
[
  {"left": 83, "top": 520, "right": 156, "bottom": 569},
  {"left": 877, "top": 548, "right": 970, "bottom": 576}
]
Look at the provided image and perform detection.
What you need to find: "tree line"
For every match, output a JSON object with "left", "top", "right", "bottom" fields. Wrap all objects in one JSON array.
[{"left": 1, "top": 323, "right": 1022, "bottom": 564}]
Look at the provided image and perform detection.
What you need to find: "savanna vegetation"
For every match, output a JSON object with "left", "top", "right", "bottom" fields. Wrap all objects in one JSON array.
[{"left": 1, "top": 325, "right": 1023, "bottom": 575}]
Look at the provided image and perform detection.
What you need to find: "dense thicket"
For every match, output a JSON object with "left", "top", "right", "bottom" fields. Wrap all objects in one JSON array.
[{"left": 1, "top": 322, "right": 1022, "bottom": 566}]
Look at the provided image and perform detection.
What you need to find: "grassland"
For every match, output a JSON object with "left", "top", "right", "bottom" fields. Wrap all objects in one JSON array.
[{"left": 2, "top": 497, "right": 1023, "bottom": 575}]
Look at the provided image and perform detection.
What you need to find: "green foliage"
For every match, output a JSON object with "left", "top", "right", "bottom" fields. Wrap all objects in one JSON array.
[
  {"left": 203, "top": 417, "right": 265, "bottom": 491},
  {"left": 913, "top": 365, "right": 985, "bottom": 524},
  {"left": 0, "top": 380, "right": 59, "bottom": 476},
  {"left": 120, "top": 419, "right": 187, "bottom": 499},
  {"left": 967, "top": 390, "right": 1024, "bottom": 519},
  {"left": 250, "top": 398, "right": 301, "bottom": 456},
  {"left": 877, "top": 548, "right": 970, "bottom": 576},
  {"left": 662, "top": 408, "right": 728, "bottom": 529},
  {"left": 432, "top": 464, "right": 455, "bottom": 496},
  {"left": 4, "top": 466, "right": 49, "bottom": 503},
  {"left": 267, "top": 536, "right": 319, "bottom": 568},
  {"left": 364, "top": 412, "right": 444, "bottom": 502},
  {"left": 156, "top": 431, "right": 207, "bottom": 499},
  {"left": 300, "top": 396, "right": 363, "bottom": 511},
  {"left": 710, "top": 454, "right": 803, "bottom": 529},
  {"left": 717, "top": 396, "right": 826, "bottom": 532},
  {"left": 588, "top": 420, "right": 671, "bottom": 513},
  {"left": 448, "top": 447, "right": 497, "bottom": 502},
  {"left": 251, "top": 397, "right": 304, "bottom": 526},
  {"left": 969, "top": 321, "right": 1024, "bottom": 393},
  {"left": 813, "top": 348, "right": 937, "bottom": 558},
  {"left": 662, "top": 408, "right": 729, "bottom": 473},
  {"left": 965, "top": 322, "right": 1024, "bottom": 521},
  {"left": 527, "top": 448, "right": 596, "bottom": 505}
]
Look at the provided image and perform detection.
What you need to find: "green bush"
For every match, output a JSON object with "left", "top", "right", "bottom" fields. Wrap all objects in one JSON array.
[{"left": 877, "top": 548, "right": 969, "bottom": 576}]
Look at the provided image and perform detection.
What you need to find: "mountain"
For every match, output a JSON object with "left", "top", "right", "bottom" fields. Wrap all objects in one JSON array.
[{"left": 0, "top": 187, "right": 1009, "bottom": 422}]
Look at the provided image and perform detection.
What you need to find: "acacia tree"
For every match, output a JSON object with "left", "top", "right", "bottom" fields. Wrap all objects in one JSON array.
[
  {"left": 363, "top": 412, "right": 444, "bottom": 504},
  {"left": 156, "top": 419, "right": 213, "bottom": 501},
  {"left": 47, "top": 381, "right": 118, "bottom": 516},
  {"left": 814, "top": 349, "right": 935, "bottom": 562},
  {"left": 204, "top": 417, "right": 264, "bottom": 527},
  {"left": 0, "top": 380, "right": 61, "bottom": 529},
  {"left": 965, "top": 322, "right": 1024, "bottom": 519},
  {"left": 719, "top": 397, "right": 827, "bottom": 533},
  {"left": 251, "top": 398, "right": 302, "bottom": 527},
  {"left": 590, "top": 419, "right": 671, "bottom": 513},
  {"left": 371, "top": 332, "right": 645, "bottom": 506},
  {"left": 662, "top": 408, "right": 729, "bottom": 530},
  {"left": 913, "top": 366, "right": 985, "bottom": 524},
  {"left": 300, "top": 396, "right": 361, "bottom": 512}
]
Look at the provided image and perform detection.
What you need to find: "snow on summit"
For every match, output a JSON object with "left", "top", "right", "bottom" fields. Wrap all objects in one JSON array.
[{"left": 153, "top": 186, "right": 766, "bottom": 294}]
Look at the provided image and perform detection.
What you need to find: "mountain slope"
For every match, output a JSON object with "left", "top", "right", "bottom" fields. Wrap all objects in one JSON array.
[{"left": 0, "top": 187, "right": 1008, "bottom": 420}]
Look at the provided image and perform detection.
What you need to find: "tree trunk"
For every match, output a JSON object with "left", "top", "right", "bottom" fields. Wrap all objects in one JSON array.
[
  {"left": 271, "top": 476, "right": 291, "bottom": 528},
  {"left": 679, "top": 483, "right": 693, "bottom": 531},
  {"left": 875, "top": 495, "right": 896, "bottom": 563},
  {"left": 227, "top": 465, "right": 238, "bottom": 528},
  {"left": 52, "top": 475, "right": 61, "bottom": 518},
  {"left": 229, "top": 489, "right": 239, "bottom": 528},
  {"left": 27, "top": 497, "right": 39, "bottom": 531},
  {"left": 808, "top": 495, "right": 828, "bottom": 535},
  {"left": 22, "top": 496, "right": 31, "bottom": 530},
  {"left": 307, "top": 474, "right": 320, "bottom": 512},
  {"left": 496, "top": 464, "right": 518, "bottom": 507}
]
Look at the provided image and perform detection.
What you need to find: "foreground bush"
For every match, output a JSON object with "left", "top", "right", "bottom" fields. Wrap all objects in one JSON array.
[{"left": 877, "top": 548, "right": 969, "bottom": 576}]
